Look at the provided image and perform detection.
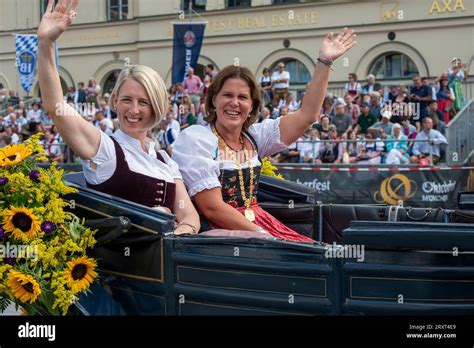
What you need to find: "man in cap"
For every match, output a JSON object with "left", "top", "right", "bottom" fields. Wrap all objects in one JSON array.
[{"left": 368, "top": 110, "right": 393, "bottom": 138}]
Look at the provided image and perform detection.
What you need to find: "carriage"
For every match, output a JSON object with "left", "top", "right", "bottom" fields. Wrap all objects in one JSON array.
[{"left": 65, "top": 173, "right": 474, "bottom": 315}]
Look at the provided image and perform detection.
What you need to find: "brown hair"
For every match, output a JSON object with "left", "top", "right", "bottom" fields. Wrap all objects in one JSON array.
[
  {"left": 348, "top": 73, "right": 357, "bottom": 80},
  {"left": 204, "top": 65, "right": 261, "bottom": 131}
]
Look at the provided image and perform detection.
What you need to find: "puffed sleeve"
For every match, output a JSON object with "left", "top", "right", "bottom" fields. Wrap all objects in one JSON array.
[
  {"left": 81, "top": 131, "right": 117, "bottom": 185},
  {"left": 172, "top": 125, "right": 221, "bottom": 197},
  {"left": 157, "top": 150, "right": 182, "bottom": 180},
  {"left": 247, "top": 118, "right": 288, "bottom": 157}
]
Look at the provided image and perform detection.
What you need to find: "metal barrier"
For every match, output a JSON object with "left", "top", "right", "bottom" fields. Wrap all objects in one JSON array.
[
  {"left": 289, "top": 138, "right": 434, "bottom": 165},
  {"left": 45, "top": 142, "right": 78, "bottom": 164},
  {"left": 445, "top": 98, "right": 474, "bottom": 165},
  {"left": 328, "top": 79, "right": 474, "bottom": 102},
  {"left": 0, "top": 97, "right": 38, "bottom": 115}
]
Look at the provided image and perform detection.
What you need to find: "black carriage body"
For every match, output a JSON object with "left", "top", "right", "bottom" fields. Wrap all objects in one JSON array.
[{"left": 65, "top": 173, "right": 474, "bottom": 316}]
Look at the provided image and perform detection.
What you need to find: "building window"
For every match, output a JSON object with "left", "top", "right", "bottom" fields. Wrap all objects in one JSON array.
[
  {"left": 226, "top": 0, "right": 251, "bottom": 8},
  {"left": 107, "top": 0, "right": 128, "bottom": 21},
  {"left": 182, "top": 0, "right": 207, "bottom": 12},
  {"left": 270, "top": 59, "right": 311, "bottom": 85},
  {"left": 272, "top": 0, "right": 300, "bottom": 4},
  {"left": 102, "top": 70, "right": 122, "bottom": 95},
  {"left": 368, "top": 52, "right": 419, "bottom": 79},
  {"left": 40, "top": 0, "right": 57, "bottom": 18}
]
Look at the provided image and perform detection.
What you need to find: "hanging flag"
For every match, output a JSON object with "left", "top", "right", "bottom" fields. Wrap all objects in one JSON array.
[
  {"left": 15, "top": 34, "right": 38, "bottom": 94},
  {"left": 172, "top": 22, "right": 206, "bottom": 84}
]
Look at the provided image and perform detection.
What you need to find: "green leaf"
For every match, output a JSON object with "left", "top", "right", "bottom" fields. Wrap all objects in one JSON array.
[
  {"left": 0, "top": 296, "right": 12, "bottom": 313},
  {"left": 40, "top": 289, "right": 60, "bottom": 316}
]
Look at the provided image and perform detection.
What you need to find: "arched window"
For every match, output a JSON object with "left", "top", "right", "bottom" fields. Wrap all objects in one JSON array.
[
  {"left": 368, "top": 52, "right": 419, "bottom": 79},
  {"left": 270, "top": 59, "right": 311, "bottom": 85},
  {"left": 102, "top": 70, "right": 121, "bottom": 95}
]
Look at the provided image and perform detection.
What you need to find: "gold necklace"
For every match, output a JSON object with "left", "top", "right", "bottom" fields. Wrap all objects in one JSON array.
[{"left": 212, "top": 125, "right": 256, "bottom": 221}]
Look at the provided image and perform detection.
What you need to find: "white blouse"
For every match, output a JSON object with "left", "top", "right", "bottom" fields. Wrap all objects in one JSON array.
[
  {"left": 82, "top": 129, "right": 182, "bottom": 185},
  {"left": 172, "top": 118, "right": 288, "bottom": 197}
]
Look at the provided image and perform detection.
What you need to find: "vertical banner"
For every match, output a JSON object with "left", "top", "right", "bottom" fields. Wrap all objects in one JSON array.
[
  {"left": 15, "top": 34, "right": 38, "bottom": 94},
  {"left": 172, "top": 22, "right": 206, "bottom": 84}
]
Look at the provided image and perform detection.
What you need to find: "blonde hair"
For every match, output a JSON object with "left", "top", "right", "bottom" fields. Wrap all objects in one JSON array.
[{"left": 110, "top": 64, "right": 168, "bottom": 129}]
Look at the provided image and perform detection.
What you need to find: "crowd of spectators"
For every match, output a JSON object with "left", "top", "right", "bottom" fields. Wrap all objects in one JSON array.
[
  {"left": 0, "top": 57, "right": 469, "bottom": 166},
  {"left": 253, "top": 57, "right": 468, "bottom": 166}
]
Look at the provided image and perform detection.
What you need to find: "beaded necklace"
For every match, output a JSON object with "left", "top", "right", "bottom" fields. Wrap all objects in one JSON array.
[{"left": 211, "top": 125, "right": 256, "bottom": 221}]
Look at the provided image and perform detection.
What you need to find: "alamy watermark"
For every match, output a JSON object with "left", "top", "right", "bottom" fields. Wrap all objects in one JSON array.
[
  {"left": 381, "top": 101, "right": 421, "bottom": 120},
  {"left": 324, "top": 242, "right": 365, "bottom": 262},
  {"left": 0, "top": 242, "right": 38, "bottom": 259},
  {"left": 55, "top": 102, "right": 97, "bottom": 117},
  {"left": 218, "top": 147, "right": 258, "bottom": 163},
  {"left": 18, "top": 322, "right": 55, "bottom": 341}
]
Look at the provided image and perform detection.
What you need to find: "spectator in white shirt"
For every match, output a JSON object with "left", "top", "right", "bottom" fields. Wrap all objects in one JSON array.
[
  {"left": 410, "top": 116, "right": 447, "bottom": 164},
  {"left": 99, "top": 119, "right": 114, "bottom": 136},
  {"left": 271, "top": 62, "right": 290, "bottom": 106},
  {"left": 4, "top": 126, "right": 20, "bottom": 144},
  {"left": 94, "top": 111, "right": 113, "bottom": 130},
  {"left": 344, "top": 73, "right": 362, "bottom": 101},
  {"left": 162, "top": 112, "right": 181, "bottom": 154},
  {"left": 300, "top": 127, "right": 322, "bottom": 163},
  {"left": 259, "top": 107, "right": 271, "bottom": 122},
  {"left": 15, "top": 110, "right": 28, "bottom": 130},
  {"left": 278, "top": 93, "right": 300, "bottom": 112},
  {"left": 3, "top": 113, "right": 17, "bottom": 129},
  {"left": 196, "top": 103, "right": 208, "bottom": 126}
]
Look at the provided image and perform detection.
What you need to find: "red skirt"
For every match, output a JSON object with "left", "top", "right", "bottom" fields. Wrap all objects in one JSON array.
[
  {"left": 436, "top": 99, "right": 451, "bottom": 124},
  {"left": 212, "top": 203, "right": 315, "bottom": 243}
]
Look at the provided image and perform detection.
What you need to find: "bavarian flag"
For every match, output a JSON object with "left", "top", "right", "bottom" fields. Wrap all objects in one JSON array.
[{"left": 15, "top": 34, "right": 38, "bottom": 94}]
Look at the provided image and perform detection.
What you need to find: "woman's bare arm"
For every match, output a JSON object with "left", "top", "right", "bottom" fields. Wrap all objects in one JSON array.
[
  {"left": 280, "top": 28, "right": 356, "bottom": 145},
  {"left": 193, "top": 188, "right": 259, "bottom": 232},
  {"left": 38, "top": 0, "right": 100, "bottom": 160},
  {"left": 172, "top": 180, "right": 201, "bottom": 235}
]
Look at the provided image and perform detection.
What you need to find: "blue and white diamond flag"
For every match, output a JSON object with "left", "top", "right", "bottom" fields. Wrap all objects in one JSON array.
[{"left": 15, "top": 34, "right": 38, "bottom": 93}]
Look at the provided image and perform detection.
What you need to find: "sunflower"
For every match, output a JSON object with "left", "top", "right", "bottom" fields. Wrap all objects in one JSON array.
[
  {"left": 3, "top": 207, "right": 41, "bottom": 242},
  {"left": 7, "top": 270, "right": 41, "bottom": 304},
  {"left": 64, "top": 256, "right": 98, "bottom": 293},
  {"left": 0, "top": 144, "right": 32, "bottom": 167}
]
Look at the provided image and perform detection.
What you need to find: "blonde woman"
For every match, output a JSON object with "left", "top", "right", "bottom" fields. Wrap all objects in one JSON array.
[
  {"left": 38, "top": 0, "right": 199, "bottom": 235},
  {"left": 180, "top": 93, "right": 196, "bottom": 116}
]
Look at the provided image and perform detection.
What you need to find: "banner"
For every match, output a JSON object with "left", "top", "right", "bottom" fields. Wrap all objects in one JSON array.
[
  {"left": 15, "top": 34, "right": 38, "bottom": 94},
  {"left": 275, "top": 166, "right": 474, "bottom": 209},
  {"left": 171, "top": 23, "right": 206, "bottom": 84}
]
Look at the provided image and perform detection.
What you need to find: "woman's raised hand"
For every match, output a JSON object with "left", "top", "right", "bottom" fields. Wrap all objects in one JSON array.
[
  {"left": 319, "top": 27, "right": 357, "bottom": 62},
  {"left": 38, "top": 0, "right": 78, "bottom": 42}
]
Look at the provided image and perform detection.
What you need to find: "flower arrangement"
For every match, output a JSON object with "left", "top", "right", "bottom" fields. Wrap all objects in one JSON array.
[
  {"left": 0, "top": 134, "right": 97, "bottom": 315},
  {"left": 261, "top": 157, "right": 284, "bottom": 180}
]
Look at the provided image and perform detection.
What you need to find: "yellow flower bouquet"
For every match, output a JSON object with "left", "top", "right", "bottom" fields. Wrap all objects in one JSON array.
[
  {"left": 0, "top": 134, "right": 97, "bottom": 315},
  {"left": 261, "top": 157, "right": 284, "bottom": 180}
]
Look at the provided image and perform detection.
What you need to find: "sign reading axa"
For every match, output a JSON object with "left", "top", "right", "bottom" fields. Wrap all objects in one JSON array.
[{"left": 429, "top": 0, "right": 465, "bottom": 15}]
